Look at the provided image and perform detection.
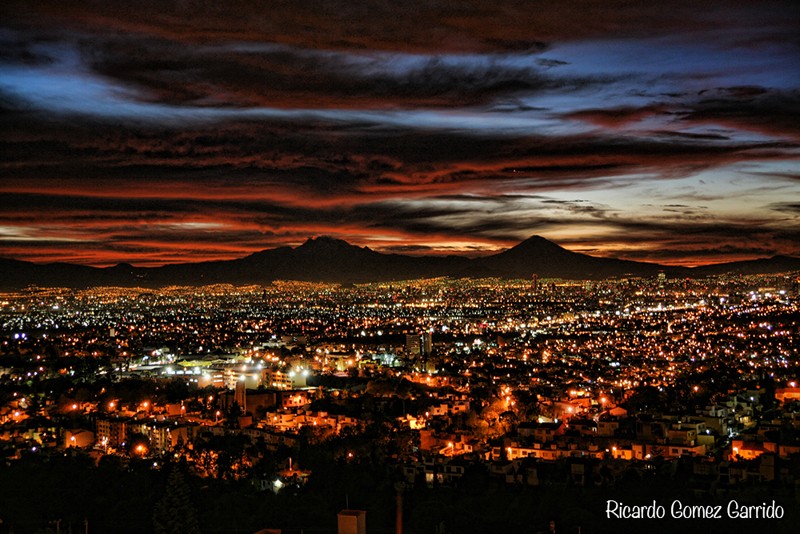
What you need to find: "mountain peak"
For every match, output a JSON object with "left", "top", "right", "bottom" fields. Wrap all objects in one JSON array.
[
  {"left": 502, "top": 235, "right": 569, "bottom": 255},
  {"left": 300, "top": 235, "right": 352, "bottom": 245},
  {"left": 515, "top": 235, "right": 560, "bottom": 248},
  {"left": 297, "top": 236, "right": 361, "bottom": 252}
]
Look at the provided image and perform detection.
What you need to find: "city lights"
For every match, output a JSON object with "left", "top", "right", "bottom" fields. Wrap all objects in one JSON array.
[{"left": 0, "top": 270, "right": 798, "bottom": 529}]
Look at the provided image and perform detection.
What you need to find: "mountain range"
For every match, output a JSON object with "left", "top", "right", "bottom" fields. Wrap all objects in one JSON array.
[{"left": 1, "top": 235, "right": 798, "bottom": 289}]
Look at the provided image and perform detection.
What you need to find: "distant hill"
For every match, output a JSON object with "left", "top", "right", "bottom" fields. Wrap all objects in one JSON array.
[
  {"left": 691, "top": 255, "right": 800, "bottom": 276},
  {"left": 474, "top": 235, "right": 686, "bottom": 279},
  {"left": 0, "top": 236, "right": 798, "bottom": 289}
]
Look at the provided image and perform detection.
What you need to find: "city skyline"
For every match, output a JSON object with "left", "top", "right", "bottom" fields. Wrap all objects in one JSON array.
[{"left": 2, "top": 1, "right": 799, "bottom": 268}]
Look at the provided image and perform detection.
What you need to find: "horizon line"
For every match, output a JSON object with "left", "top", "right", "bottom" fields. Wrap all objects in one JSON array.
[{"left": 1, "top": 234, "right": 794, "bottom": 270}]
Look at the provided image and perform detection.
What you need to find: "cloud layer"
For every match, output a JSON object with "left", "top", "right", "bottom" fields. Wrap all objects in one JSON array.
[{"left": 1, "top": 1, "right": 799, "bottom": 266}]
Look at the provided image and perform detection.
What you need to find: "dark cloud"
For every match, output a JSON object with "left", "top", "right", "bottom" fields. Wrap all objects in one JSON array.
[
  {"left": 768, "top": 202, "right": 800, "bottom": 213},
  {"left": 0, "top": 6, "right": 614, "bottom": 121},
  {"left": 655, "top": 131, "right": 731, "bottom": 141},
  {"left": 564, "top": 105, "right": 673, "bottom": 128},
  {"left": 79, "top": 38, "right": 589, "bottom": 110},
  {"left": 6, "top": 1, "right": 798, "bottom": 53},
  {"left": 562, "top": 87, "right": 800, "bottom": 140},
  {"left": 678, "top": 88, "right": 800, "bottom": 139}
]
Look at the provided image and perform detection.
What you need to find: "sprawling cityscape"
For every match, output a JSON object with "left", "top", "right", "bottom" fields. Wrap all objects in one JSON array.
[
  {"left": 3, "top": 1, "right": 800, "bottom": 532},
  {"left": 1, "top": 271, "right": 799, "bottom": 532}
]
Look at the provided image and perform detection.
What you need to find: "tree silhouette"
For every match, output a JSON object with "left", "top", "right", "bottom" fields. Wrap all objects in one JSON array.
[{"left": 153, "top": 467, "right": 201, "bottom": 534}]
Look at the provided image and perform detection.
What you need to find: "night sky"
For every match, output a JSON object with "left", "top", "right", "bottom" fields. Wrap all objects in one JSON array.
[{"left": 1, "top": 1, "right": 799, "bottom": 267}]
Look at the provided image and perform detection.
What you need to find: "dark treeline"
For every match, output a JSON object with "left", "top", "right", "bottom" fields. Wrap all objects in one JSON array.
[{"left": 1, "top": 449, "right": 798, "bottom": 534}]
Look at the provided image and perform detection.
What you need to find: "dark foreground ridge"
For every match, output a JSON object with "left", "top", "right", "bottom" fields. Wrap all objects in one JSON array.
[{"left": 1, "top": 235, "right": 798, "bottom": 288}]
